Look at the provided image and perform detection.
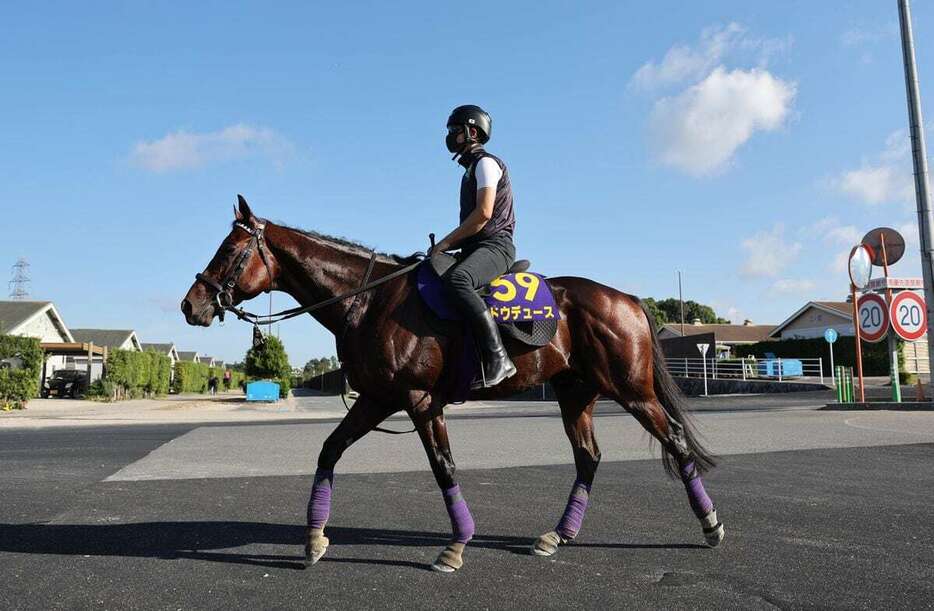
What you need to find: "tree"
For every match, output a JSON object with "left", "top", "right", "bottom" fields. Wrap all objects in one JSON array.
[
  {"left": 245, "top": 336, "right": 292, "bottom": 397},
  {"left": 642, "top": 298, "right": 667, "bottom": 328},
  {"left": 302, "top": 355, "right": 340, "bottom": 381},
  {"left": 642, "top": 297, "right": 730, "bottom": 328}
]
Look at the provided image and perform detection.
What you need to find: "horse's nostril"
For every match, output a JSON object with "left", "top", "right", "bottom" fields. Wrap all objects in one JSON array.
[{"left": 181, "top": 299, "right": 193, "bottom": 316}]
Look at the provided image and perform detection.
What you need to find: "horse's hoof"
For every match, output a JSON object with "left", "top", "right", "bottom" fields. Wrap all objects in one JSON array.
[
  {"left": 531, "top": 531, "right": 565, "bottom": 557},
  {"left": 701, "top": 511, "right": 724, "bottom": 548},
  {"left": 431, "top": 542, "right": 465, "bottom": 573},
  {"left": 304, "top": 529, "right": 329, "bottom": 567}
]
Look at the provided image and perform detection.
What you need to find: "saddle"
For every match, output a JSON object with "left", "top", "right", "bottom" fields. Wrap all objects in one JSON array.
[{"left": 417, "top": 253, "right": 559, "bottom": 347}]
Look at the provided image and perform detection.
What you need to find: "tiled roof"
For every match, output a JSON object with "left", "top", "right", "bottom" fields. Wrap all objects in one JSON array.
[{"left": 661, "top": 323, "right": 776, "bottom": 343}]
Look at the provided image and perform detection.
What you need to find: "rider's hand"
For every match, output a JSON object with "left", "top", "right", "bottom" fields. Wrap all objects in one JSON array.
[{"left": 430, "top": 240, "right": 451, "bottom": 256}]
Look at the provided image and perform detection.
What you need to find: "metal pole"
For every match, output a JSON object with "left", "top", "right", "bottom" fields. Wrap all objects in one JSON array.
[
  {"left": 678, "top": 271, "right": 685, "bottom": 336},
  {"left": 778, "top": 357, "right": 783, "bottom": 382},
  {"left": 701, "top": 355, "right": 708, "bottom": 396},
  {"left": 899, "top": 0, "right": 934, "bottom": 394},
  {"left": 830, "top": 344, "right": 835, "bottom": 387},
  {"left": 819, "top": 357, "right": 824, "bottom": 386},
  {"left": 851, "top": 284, "right": 867, "bottom": 402},
  {"left": 881, "top": 233, "right": 902, "bottom": 402}
]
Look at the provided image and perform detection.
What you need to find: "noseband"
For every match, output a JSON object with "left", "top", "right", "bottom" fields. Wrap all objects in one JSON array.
[{"left": 195, "top": 221, "right": 273, "bottom": 322}]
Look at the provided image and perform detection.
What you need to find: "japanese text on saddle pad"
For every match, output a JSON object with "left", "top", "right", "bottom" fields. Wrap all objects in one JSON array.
[{"left": 483, "top": 273, "right": 558, "bottom": 322}]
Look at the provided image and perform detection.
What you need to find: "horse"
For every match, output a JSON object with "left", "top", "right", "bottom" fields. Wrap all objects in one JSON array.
[{"left": 181, "top": 196, "right": 724, "bottom": 573}]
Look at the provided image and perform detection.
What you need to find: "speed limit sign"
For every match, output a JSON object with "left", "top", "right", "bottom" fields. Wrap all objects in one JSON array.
[
  {"left": 857, "top": 293, "right": 889, "bottom": 343},
  {"left": 890, "top": 292, "right": 928, "bottom": 341}
]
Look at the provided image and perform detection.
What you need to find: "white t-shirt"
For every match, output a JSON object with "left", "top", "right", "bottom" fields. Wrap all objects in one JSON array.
[{"left": 473, "top": 157, "right": 502, "bottom": 191}]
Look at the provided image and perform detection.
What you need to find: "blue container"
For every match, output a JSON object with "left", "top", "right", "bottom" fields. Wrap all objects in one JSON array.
[
  {"left": 246, "top": 380, "right": 280, "bottom": 402},
  {"left": 757, "top": 358, "right": 803, "bottom": 378}
]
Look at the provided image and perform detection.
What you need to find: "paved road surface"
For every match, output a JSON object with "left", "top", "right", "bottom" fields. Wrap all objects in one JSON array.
[{"left": 1, "top": 399, "right": 932, "bottom": 609}]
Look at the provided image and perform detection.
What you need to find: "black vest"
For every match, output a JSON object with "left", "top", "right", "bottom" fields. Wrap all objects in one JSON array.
[{"left": 459, "top": 150, "right": 516, "bottom": 249}]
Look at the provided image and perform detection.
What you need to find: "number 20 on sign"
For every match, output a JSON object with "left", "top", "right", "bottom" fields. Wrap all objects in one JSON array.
[
  {"left": 857, "top": 293, "right": 889, "bottom": 343},
  {"left": 890, "top": 291, "right": 927, "bottom": 341}
]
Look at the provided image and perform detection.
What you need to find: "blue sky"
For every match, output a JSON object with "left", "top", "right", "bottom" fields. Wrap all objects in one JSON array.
[{"left": 3, "top": 1, "right": 933, "bottom": 367}]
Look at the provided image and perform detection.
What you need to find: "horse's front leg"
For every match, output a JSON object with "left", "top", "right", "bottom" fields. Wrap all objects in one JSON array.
[
  {"left": 305, "top": 393, "right": 394, "bottom": 566},
  {"left": 405, "top": 390, "right": 474, "bottom": 573}
]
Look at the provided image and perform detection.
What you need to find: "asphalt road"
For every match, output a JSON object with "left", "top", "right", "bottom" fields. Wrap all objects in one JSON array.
[{"left": 1, "top": 401, "right": 932, "bottom": 610}]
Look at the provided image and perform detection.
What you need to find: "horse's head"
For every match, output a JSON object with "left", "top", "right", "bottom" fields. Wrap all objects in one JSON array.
[{"left": 181, "top": 195, "right": 278, "bottom": 326}]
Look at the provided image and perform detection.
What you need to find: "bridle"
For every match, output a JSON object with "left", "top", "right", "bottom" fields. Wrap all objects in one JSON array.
[
  {"left": 195, "top": 221, "right": 274, "bottom": 323},
  {"left": 193, "top": 219, "right": 425, "bottom": 436},
  {"left": 194, "top": 219, "right": 424, "bottom": 326}
]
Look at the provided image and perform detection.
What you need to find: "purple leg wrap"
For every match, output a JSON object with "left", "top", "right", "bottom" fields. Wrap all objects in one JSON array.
[
  {"left": 555, "top": 480, "right": 591, "bottom": 540},
  {"left": 680, "top": 461, "right": 714, "bottom": 519},
  {"left": 307, "top": 468, "right": 334, "bottom": 529},
  {"left": 443, "top": 485, "right": 475, "bottom": 544}
]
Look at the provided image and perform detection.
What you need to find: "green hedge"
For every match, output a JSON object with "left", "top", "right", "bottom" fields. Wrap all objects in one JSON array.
[
  {"left": 174, "top": 361, "right": 210, "bottom": 393},
  {"left": 0, "top": 335, "right": 43, "bottom": 410},
  {"left": 102, "top": 348, "right": 172, "bottom": 400},
  {"left": 735, "top": 337, "right": 904, "bottom": 377}
]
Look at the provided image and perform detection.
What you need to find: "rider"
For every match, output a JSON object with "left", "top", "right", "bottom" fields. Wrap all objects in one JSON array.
[{"left": 432, "top": 104, "right": 517, "bottom": 389}]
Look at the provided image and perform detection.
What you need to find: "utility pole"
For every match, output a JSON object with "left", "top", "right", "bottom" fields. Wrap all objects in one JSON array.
[
  {"left": 678, "top": 271, "right": 685, "bottom": 336},
  {"left": 8, "top": 258, "right": 31, "bottom": 300},
  {"left": 898, "top": 0, "right": 934, "bottom": 392}
]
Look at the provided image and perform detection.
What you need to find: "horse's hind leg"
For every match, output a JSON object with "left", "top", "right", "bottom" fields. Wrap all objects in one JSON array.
[
  {"left": 305, "top": 394, "right": 394, "bottom": 566},
  {"left": 617, "top": 394, "right": 724, "bottom": 548},
  {"left": 532, "top": 372, "right": 600, "bottom": 557}
]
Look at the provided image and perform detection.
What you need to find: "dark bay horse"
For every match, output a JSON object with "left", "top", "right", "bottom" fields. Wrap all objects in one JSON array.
[{"left": 181, "top": 196, "right": 723, "bottom": 572}]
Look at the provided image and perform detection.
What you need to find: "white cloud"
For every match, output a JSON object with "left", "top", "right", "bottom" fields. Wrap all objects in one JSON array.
[
  {"left": 834, "top": 130, "right": 916, "bottom": 205},
  {"left": 841, "top": 24, "right": 897, "bottom": 48},
  {"left": 130, "top": 124, "right": 294, "bottom": 173},
  {"left": 740, "top": 224, "right": 802, "bottom": 278},
  {"left": 630, "top": 23, "right": 791, "bottom": 90},
  {"left": 649, "top": 67, "right": 796, "bottom": 176},
  {"left": 631, "top": 23, "right": 745, "bottom": 90},
  {"left": 769, "top": 278, "right": 816, "bottom": 295}
]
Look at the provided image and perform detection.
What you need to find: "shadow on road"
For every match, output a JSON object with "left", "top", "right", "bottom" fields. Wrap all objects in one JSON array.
[{"left": 0, "top": 521, "right": 705, "bottom": 571}]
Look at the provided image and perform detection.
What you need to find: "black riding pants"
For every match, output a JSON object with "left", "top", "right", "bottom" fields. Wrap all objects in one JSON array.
[{"left": 442, "top": 233, "right": 516, "bottom": 320}]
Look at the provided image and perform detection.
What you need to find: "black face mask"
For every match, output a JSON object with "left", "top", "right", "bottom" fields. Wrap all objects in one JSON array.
[{"left": 445, "top": 131, "right": 461, "bottom": 154}]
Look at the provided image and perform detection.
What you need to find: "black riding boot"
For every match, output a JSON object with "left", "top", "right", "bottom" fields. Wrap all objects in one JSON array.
[{"left": 470, "top": 308, "right": 517, "bottom": 389}]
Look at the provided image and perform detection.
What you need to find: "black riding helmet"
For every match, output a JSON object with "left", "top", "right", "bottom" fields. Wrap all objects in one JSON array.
[{"left": 446, "top": 105, "right": 492, "bottom": 156}]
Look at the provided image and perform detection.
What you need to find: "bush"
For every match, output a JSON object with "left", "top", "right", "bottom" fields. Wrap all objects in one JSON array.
[
  {"left": 174, "top": 361, "right": 211, "bottom": 394},
  {"left": 244, "top": 336, "right": 292, "bottom": 398},
  {"left": 0, "top": 335, "right": 43, "bottom": 410},
  {"left": 103, "top": 349, "right": 172, "bottom": 400}
]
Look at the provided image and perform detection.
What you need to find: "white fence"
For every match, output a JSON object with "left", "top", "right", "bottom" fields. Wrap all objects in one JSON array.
[{"left": 664, "top": 357, "right": 825, "bottom": 385}]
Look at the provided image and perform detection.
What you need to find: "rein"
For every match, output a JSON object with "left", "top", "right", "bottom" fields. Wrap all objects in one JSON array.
[
  {"left": 195, "top": 220, "right": 423, "bottom": 326},
  {"left": 194, "top": 220, "right": 423, "bottom": 435}
]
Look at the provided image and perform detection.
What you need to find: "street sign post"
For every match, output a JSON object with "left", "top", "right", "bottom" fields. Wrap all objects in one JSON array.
[
  {"left": 848, "top": 244, "right": 873, "bottom": 401},
  {"left": 857, "top": 293, "right": 889, "bottom": 343},
  {"left": 824, "top": 328, "right": 838, "bottom": 387},
  {"left": 697, "top": 343, "right": 709, "bottom": 397}
]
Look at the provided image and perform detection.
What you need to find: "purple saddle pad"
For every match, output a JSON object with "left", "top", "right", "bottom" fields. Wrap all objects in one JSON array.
[{"left": 416, "top": 264, "right": 560, "bottom": 323}]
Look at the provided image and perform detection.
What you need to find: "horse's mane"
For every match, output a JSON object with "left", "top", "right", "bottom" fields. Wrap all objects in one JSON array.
[{"left": 263, "top": 221, "right": 416, "bottom": 265}]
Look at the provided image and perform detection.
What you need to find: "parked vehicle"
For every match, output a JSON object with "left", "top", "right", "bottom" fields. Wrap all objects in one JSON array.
[{"left": 42, "top": 370, "right": 89, "bottom": 398}]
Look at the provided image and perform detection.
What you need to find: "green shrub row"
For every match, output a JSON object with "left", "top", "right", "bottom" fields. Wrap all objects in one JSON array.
[
  {"left": 0, "top": 335, "right": 43, "bottom": 410},
  {"left": 172, "top": 361, "right": 245, "bottom": 394},
  {"left": 100, "top": 349, "right": 173, "bottom": 400}
]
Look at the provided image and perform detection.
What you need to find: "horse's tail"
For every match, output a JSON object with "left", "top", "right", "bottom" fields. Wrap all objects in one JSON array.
[{"left": 640, "top": 302, "right": 717, "bottom": 478}]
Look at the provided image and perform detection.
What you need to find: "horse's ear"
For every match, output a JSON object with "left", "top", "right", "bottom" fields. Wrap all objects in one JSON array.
[{"left": 237, "top": 194, "right": 254, "bottom": 222}]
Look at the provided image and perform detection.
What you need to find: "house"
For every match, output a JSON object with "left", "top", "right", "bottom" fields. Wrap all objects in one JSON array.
[
  {"left": 0, "top": 301, "right": 73, "bottom": 343},
  {"left": 199, "top": 356, "right": 216, "bottom": 367},
  {"left": 177, "top": 351, "right": 199, "bottom": 363},
  {"left": 658, "top": 320, "right": 775, "bottom": 358},
  {"left": 769, "top": 302, "right": 853, "bottom": 341},
  {"left": 770, "top": 299, "right": 929, "bottom": 374},
  {"left": 69, "top": 329, "right": 143, "bottom": 380},
  {"left": 0, "top": 301, "right": 74, "bottom": 375},
  {"left": 70, "top": 329, "right": 143, "bottom": 352},
  {"left": 141, "top": 343, "right": 180, "bottom": 364}
]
